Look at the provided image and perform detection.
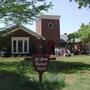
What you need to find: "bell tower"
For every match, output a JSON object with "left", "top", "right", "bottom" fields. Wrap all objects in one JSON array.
[{"left": 36, "top": 15, "right": 60, "bottom": 54}]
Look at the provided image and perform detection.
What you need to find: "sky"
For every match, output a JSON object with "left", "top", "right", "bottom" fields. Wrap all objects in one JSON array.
[
  {"left": 0, "top": 0, "right": 90, "bottom": 34},
  {"left": 28, "top": 0, "right": 90, "bottom": 34},
  {"left": 46, "top": 0, "right": 90, "bottom": 34}
]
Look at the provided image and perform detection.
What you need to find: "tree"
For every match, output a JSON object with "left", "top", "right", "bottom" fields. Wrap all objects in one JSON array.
[
  {"left": 68, "top": 23, "right": 90, "bottom": 43},
  {"left": 70, "top": 0, "right": 90, "bottom": 8},
  {"left": 0, "top": 0, "right": 52, "bottom": 25},
  {"left": 67, "top": 32, "right": 79, "bottom": 50},
  {"left": 67, "top": 32, "right": 79, "bottom": 43},
  {"left": 77, "top": 23, "right": 90, "bottom": 42}
]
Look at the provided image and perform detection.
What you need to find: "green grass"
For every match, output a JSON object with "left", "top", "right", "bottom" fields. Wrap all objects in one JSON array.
[
  {"left": 0, "top": 55, "right": 90, "bottom": 90},
  {"left": 56, "top": 55, "right": 90, "bottom": 90},
  {"left": 0, "top": 56, "right": 65, "bottom": 90}
]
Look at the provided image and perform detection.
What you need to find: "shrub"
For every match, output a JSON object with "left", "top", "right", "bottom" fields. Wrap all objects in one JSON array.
[{"left": 23, "top": 73, "right": 65, "bottom": 90}]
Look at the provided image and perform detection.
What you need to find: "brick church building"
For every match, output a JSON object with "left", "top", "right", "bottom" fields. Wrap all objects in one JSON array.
[{"left": 0, "top": 15, "right": 60, "bottom": 56}]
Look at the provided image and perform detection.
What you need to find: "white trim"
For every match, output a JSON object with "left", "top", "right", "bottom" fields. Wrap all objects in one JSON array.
[
  {"left": 11, "top": 38, "right": 13, "bottom": 53},
  {"left": 16, "top": 40, "right": 18, "bottom": 53},
  {"left": 27, "top": 39, "right": 29, "bottom": 52},
  {"left": 2, "top": 25, "right": 46, "bottom": 40},
  {"left": 2, "top": 27, "right": 20, "bottom": 37},
  {"left": 23, "top": 40, "right": 24, "bottom": 53},
  {"left": 39, "top": 15, "right": 60, "bottom": 20},
  {"left": 11, "top": 37, "right": 29, "bottom": 54}
]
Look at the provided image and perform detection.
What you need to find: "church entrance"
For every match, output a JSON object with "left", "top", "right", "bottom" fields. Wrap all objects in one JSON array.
[{"left": 47, "top": 40, "right": 55, "bottom": 54}]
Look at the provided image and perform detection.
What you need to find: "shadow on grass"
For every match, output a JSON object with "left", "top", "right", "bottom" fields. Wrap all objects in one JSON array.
[
  {"left": 0, "top": 70, "right": 65, "bottom": 90},
  {"left": 0, "top": 61, "right": 36, "bottom": 75},
  {"left": 0, "top": 60, "right": 90, "bottom": 74},
  {"left": 48, "top": 61, "right": 90, "bottom": 74}
]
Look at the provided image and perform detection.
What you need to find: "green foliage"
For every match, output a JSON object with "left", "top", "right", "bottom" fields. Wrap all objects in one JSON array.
[
  {"left": 68, "top": 23, "right": 90, "bottom": 43},
  {"left": 70, "top": 0, "right": 90, "bottom": 8},
  {"left": 67, "top": 32, "right": 79, "bottom": 43},
  {"left": 0, "top": 0, "right": 52, "bottom": 25},
  {"left": 77, "top": 23, "right": 90, "bottom": 42}
]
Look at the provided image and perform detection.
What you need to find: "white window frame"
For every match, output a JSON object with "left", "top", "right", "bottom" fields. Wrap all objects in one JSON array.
[{"left": 11, "top": 37, "right": 29, "bottom": 54}]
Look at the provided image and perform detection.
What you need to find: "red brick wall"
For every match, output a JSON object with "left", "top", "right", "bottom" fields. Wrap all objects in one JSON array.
[
  {"left": 36, "top": 19, "right": 60, "bottom": 46},
  {"left": 6, "top": 29, "right": 43, "bottom": 54}
]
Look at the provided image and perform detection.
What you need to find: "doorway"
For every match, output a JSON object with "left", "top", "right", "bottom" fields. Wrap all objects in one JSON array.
[{"left": 47, "top": 40, "right": 55, "bottom": 54}]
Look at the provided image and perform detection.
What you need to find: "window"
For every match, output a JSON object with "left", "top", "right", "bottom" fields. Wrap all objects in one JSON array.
[
  {"left": 18, "top": 40, "right": 23, "bottom": 52},
  {"left": 24, "top": 40, "right": 27, "bottom": 52},
  {"left": 13, "top": 40, "right": 16, "bottom": 52},
  {"left": 12, "top": 37, "right": 29, "bottom": 54},
  {"left": 48, "top": 23, "right": 53, "bottom": 29}
]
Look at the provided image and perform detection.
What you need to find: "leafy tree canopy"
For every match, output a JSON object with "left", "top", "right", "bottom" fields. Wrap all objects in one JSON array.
[
  {"left": 77, "top": 23, "right": 90, "bottom": 42},
  {"left": 0, "top": 0, "right": 52, "bottom": 25},
  {"left": 67, "top": 32, "right": 79, "bottom": 43},
  {"left": 68, "top": 23, "right": 90, "bottom": 43},
  {"left": 70, "top": 0, "right": 90, "bottom": 8}
]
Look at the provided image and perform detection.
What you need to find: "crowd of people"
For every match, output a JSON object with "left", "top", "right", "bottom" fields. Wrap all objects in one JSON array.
[{"left": 55, "top": 47, "right": 72, "bottom": 57}]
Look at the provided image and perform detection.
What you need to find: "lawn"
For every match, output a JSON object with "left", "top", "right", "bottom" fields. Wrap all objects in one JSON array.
[
  {"left": 0, "top": 55, "right": 90, "bottom": 90},
  {"left": 56, "top": 55, "right": 90, "bottom": 90}
]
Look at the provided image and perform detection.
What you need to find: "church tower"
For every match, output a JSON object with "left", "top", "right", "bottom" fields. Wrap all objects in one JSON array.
[{"left": 36, "top": 15, "right": 60, "bottom": 54}]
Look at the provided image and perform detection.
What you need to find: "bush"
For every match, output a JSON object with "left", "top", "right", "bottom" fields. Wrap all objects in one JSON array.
[
  {"left": 0, "top": 70, "right": 65, "bottom": 90},
  {"left": 42, "top": 74, "right": 65, "bottom": 90},
  {"left": 23, "top": 73, "right": 66, "bottom": 90}
]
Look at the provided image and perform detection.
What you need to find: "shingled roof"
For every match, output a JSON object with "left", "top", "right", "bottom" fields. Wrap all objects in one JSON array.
[{"left": 1, "top": 25, "right": 46, "bottom": 40}]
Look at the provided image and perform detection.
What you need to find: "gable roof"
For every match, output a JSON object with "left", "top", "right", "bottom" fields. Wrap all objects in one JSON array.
[
  {"left": 1, "top": 25, "right": 46, "bottom": 40},
  {"left": 0, "top": 25, "right": 18, "bottom": 36}
]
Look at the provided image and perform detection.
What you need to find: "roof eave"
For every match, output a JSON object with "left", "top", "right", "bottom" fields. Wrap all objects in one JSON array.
[{"left": 1, "top": 25, "right": 46, "bottom": 40}]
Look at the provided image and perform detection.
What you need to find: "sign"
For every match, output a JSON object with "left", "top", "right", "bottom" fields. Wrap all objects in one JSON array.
[
  {"left": 32, "top": 54, "right": 49, "bottom": 73},
  {"left": 32, "top": 54, "right": 49, "bottom": 83}
]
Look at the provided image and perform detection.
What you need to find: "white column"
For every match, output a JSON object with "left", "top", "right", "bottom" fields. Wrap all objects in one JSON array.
[
  {"left": 16, "top": 40, "right": 18, "bottom": 53},
  {"left": 27, "top": 40, "right": 29, "bottom": 53},
  {"left": 12, "top": 39, "right": 13, "bottom": 54}
]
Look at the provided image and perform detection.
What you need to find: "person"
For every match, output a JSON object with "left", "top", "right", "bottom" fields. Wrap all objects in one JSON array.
[
  {"left": 1, "top": 50, "right": 5, "bottom": 57},
  {"left": 55, "top": 47, "right": 60, "bottom": 56},
  {"left": 55, "top": 47, "right": 58, "bottom": 56},
  {"left": 60, "top": 47, "right": 65, "bottom": 56},
  {"left": 63, "top": 49, "right": 71, "bottom": 57},
  {"left": 67, "top": 49, "right": 71, "bottom": 56}
]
